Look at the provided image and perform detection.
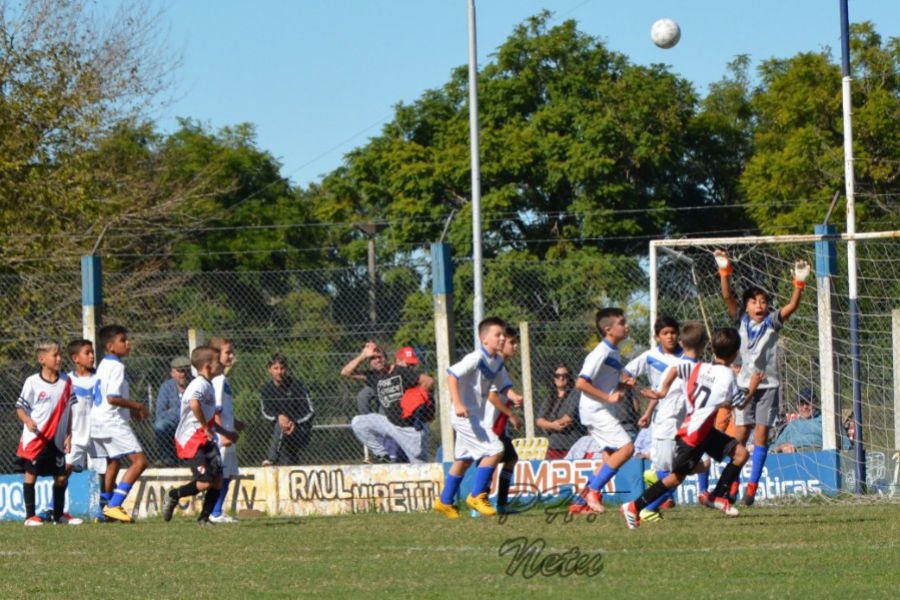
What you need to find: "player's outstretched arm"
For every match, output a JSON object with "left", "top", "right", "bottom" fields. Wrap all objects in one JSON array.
[
  {"left": 780, "top": 260, "right": 810, "bottom": 323},
  {"left": 715, "top": 250, "right": 740, "bottom": 319}
]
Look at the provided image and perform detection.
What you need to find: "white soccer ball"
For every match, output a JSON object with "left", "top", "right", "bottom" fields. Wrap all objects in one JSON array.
[{"left": 651, "top": 18, "right": 681, "bottom": 49}]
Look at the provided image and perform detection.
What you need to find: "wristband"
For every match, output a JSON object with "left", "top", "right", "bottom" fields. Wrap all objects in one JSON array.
[
  {"left": 719, "top": 265, "right": 732, "bottom": 277},
  {"left": 793, "top": 279, "right": 806, "bottom": 290}
]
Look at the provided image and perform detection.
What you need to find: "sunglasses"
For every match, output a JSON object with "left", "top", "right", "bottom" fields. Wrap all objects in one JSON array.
[{"left": 554, "top": 373, "right": 570, "bottom": 379}]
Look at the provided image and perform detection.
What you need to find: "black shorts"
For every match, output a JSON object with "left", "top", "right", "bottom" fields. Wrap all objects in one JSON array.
[
  {"left": 500, "top": 435, "right": 518, "bottom": 463},
  {"left": 189, "top": 442, "right": 223, "bottom": 483},
  {"left": 18, "top": 445, "right": 66, "bottom": 477},
  {"left": 672, "top": 429, "right": 738, "bottom": 476}
]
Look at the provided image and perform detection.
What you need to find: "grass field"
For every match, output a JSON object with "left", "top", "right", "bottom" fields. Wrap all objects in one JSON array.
[{"left": 1, "top": 503, "right": 898, "bottom": 598}]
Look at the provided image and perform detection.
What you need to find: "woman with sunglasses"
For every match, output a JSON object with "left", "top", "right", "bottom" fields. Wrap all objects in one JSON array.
[{"left": 536, "top": 364, "right": 584, "bottom": 459}]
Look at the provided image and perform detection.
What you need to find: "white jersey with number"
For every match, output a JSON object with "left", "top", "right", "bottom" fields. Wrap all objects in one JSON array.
[
  {"left": 90, "top": 356, "right": 131, "bottom": 436},
  {"left": 676, "top": 362, "right": 744, "bottom": 447},
  {"left": 174, "top": 376, "right": 216, "bottom": 459},
  {"left": 578, "top": 339, "right": 626, "bottom": 426},
  {"left": 16, "top": 373, "right": 75, "bottom": 458},
  {"left": 68, "top": 371, "right": 98, "bottom": 447},
  {"left": 213, "top": 374, "right": 235, "bottom": 432}
]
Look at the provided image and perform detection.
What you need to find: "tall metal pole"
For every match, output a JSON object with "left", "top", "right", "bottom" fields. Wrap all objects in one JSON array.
[
  {"left": 840, "top": 0, "right": 865, "bottom": 493},
  {"left": 467, "top": 0, "right": 484, "bottom": 343}
]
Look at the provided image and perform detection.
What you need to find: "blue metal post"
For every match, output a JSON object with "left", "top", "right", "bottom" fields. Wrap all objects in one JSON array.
[{"left": 81, "top": 255, "right": 102, "bottom": 348}]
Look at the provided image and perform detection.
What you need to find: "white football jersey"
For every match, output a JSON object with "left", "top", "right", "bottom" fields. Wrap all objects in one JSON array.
[
  {"left": 90, "top": 356, "right": 131, "bottom": 436},
  {"left": 16, "top": 373, "right": 75, "bottom": 457},
  {"left": 578, "top": 339, "right": 626, "bottom": 426},
  {"left": 625, "top": 346, "right": 692, "bottom": 439},
  {"left": 676, "top": 362, "right": 744, "bottom": 447},
  {"left": 213, "top": 374, "right": 235, "bottom": 432},
  {"left": 68, "top": 371, "right": 98, "bottom": 446},
  {"left": 447, "top": 347, "right": 507, "bottom": 428},
  {"left": 174, "top": 376, "right": 216, "bottom": 459}
]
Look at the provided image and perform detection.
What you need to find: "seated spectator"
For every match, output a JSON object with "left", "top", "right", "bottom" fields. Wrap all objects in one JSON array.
[
  {"left": 774, "top": 388, "right": 850, "bottom": 453},
  {"left": 154, "top": 356, "right": 192, "bottom": 467},
  {"left": 343, "top": 343, "right": 434, "bottom": 463},
  {"left": 260, "top": 355, "right": 314, "bottom": 466},
  {"left": 536, "top": 364, "right": 585, "bottom": 459}
]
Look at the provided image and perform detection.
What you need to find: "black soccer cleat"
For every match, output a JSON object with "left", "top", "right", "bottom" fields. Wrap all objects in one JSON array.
[{"left": 162, "top": 491, "right": 179, "bottom": 522}]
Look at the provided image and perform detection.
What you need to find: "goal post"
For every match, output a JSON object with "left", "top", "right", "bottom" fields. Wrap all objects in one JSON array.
[{"left": 649, "top": 229, "right": 900, "bottom": 497}]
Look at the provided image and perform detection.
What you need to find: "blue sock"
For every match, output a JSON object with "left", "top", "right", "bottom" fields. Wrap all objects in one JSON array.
[
  {"left": 588, "top": 464, "right": 617, "bottom": 492},
  {"left": 656, "top": 470, "right": 669, "bottom": 482},
  {"left": 643, "top": 470, "right": 671, "bottom": 511},
  {"left": 698, "top": 469, "right": 709, "bottom": 494},
  {"left": 107, "top": 482, "right": 132, "bottom": 508},
  {"left": 472, "top": 466, "right": 496, "bottom": 497},
  {"left": 440, "top": 474, "right": 464, "bottom": 505},
  {"left": 750, "top": 445, "right": 768, "bottom": 485},
  {"left": 212, "top": 479, "right": 230, "bottom": 517}
]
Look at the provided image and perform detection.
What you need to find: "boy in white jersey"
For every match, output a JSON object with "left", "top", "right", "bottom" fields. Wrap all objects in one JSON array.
[
  {"left": 716, "top": 250, "right": 809, "bottom": 505},
  {"left": 433, "top": 317, "right": 515, "bottom": 519},
  {"left": 65, "top": 339, "right": 106, "bottom": 522},
  {"left": 571, "top": 307, "right": 634, "bottom": 515},
  {"left": 15, "top": 340, "right": 80, "bottom": 526},
  {"left": 162, "top": 346, "right": 225, "bottom": 525},
  {"left": 626, "top": 316, "right": 687, "bottom": 521},
  {"left": 621, "top": 328, "right": 763, "bottom": 528},
  {"left": 209, "top": 336, "right": 243, "bottom": 523},
  {"left": 91, "top": 324, "right": 150, "bottom": 523}
]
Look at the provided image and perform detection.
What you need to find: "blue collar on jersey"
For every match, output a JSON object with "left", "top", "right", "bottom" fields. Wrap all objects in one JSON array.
[
  {"left": 480, "top": 345, "right": 498, "bottom": 360},
  {"left": 103, "top": 354, "right": 122, "bottom": 362},
  {"left": 602, "top": 338, "right": 619, "bottom": 350},
  {"left": 741, "top": 313, "right": 771, "bottom": 349},
  {"left": 656, "top": 344, "right": 684, "bottom": 357}
]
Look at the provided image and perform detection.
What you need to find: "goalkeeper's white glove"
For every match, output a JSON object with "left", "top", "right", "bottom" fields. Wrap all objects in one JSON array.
[
  {"left": 714, "top": 250, "right": 732, "bottom": 276},
  {"left": 793, "top": 260, "right": 811, "bottom": 289}
]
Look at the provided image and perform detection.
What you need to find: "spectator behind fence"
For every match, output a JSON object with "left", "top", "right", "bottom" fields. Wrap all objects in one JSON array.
[
  {"left": 536, "top": 364, "right": 585, "bottom": 459},
  {"left": 344, "top": 344, "right": 434, "bottom": 463},
  {"left": 154, "top": 356, "right": 192, "bottom": 467},
  {"left": 773, "top": 388, "right": 850, "bottom": 453},
  {"left": 341, "top": 343, "right": 404, "bottom": 461},
  {"left": 260, "top": 355, "right": 314, "bottom": 466}
]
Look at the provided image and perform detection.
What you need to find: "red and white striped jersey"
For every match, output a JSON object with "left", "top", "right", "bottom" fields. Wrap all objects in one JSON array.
[
  {"left": 675, "top": 362, "right": 744, "bottom": 447},
  {"left": 16, "top": 373, "right": 75, "bottom": 459},
  {"left": 174, "top": 376, "right": 216, "bottom": 459}
]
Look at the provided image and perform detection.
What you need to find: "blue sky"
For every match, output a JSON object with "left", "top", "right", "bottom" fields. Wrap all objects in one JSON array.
[{"left": 152, "top": 1, "right": 900, "bottom": 188}]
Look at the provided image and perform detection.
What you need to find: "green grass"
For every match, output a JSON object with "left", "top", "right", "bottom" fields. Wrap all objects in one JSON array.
[{"left": 1, "top": 503, "right": 899, "bottom": 598}]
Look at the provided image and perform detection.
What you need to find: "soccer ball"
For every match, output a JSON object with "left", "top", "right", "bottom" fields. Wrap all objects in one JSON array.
[{"left": 651, "top": 18, "right": 681, "bottom": 49}]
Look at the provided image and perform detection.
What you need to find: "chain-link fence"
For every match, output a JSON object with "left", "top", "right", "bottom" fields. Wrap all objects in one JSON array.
[{"left": 2, "top": 236, "right": 897, "bottom": 486}]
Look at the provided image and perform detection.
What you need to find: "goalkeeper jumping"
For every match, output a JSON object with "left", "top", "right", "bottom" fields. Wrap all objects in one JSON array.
[{"left": 714, "top": 250, "right": 810, "bottom": 506}]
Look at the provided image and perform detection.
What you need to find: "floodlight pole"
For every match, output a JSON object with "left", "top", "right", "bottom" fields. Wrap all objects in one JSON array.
[
  {"left": 840, "top": 0, "right": 865, "bottom": 494},
  {"left": 467, "top": 0, "right": 484, "bottom": 343}
]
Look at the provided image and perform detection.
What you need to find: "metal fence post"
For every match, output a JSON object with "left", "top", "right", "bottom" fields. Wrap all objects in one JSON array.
[
  {"left": 432, "top": 243, "right": 456, "bottom": 461},
  {"left": 81, "top": 255, "right": 102, "bottom": 347}
]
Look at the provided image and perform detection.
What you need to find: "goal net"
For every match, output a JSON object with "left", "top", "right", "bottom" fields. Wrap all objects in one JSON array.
[{"left": 650, "top": 230, "right": 900, "bottom": 501}]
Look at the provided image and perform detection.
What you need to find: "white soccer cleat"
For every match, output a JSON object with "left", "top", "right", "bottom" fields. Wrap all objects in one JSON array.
[
  {"left": 57, "top": 513, "right": 83, "bottom": 526},
  {"left": 209, "top": 513, "right": 237, "bottom": 524},
  {"left": 621, "top": 502, "right": 640, "bottom": 529},
  {"left": 712, "top": 497, "right": 740, "bottom": 517},
  {"left": 24, "top": 516, "right": 44, "bottom": 527}
]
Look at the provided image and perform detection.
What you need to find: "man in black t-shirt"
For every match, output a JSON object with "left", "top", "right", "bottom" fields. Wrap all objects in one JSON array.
[{"left": 341, "top": 343, "right": 433, "bottom": 463}]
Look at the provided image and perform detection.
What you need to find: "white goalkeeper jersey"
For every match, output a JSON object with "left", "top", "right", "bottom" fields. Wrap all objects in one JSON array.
[
  {"left": 16, "top": 373, "right": 75, "bottom": 458},
  {"left": 676, "top": 362, "right": 744, "bottom": 447},
  {"left": 174, "top": 376, "right": 216, "bottom": 459}
]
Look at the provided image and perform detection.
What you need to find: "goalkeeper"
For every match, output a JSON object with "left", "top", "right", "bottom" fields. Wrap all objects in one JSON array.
[{"left": 714, "top": 250, "right": 810, "bottom": 506}]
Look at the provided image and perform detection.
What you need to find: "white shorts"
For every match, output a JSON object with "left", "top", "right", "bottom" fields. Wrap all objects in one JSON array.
[
  {"left": 66, "top": 441, "right": 107, "bottom": 472},
  {"left": 586, "top": 421, "right": 632, "bottom": 453},
  {"left": 650, "top": 438, "right": 676, "bottom": 472},
  {"left": 92, "top": 425, "right": 143, "bottom": 459},
  {"left": 452, "top": 417, "right": 504, "bottom": 462},
  {"left": 219, "top": 443, "right": 239, "bottom": 478}
]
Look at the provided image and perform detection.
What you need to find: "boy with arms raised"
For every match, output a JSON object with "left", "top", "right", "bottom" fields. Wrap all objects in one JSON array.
[
  {"left": 162, "top": 346, "right": 225, "bottom": 525},
  {"left": 16, "top": 340, "right": 79, "bottom": 526},
  {"left": 716, "top": 250, "right": 809, "bottom": 505},
  {"left": 433, "top": 317, "right": 514, "bottom": 519},
  {"left": 91, "top": 325, "right": 149, "bottom": 523},
  {"left": 621, "top": 327, "right": 763, "bottom": 528},
  {"left": 626, "top": 316, "right": 689, "bottom": 522},
  {"left": 572, "top": 307, "right": 634, "bottom": 515}
]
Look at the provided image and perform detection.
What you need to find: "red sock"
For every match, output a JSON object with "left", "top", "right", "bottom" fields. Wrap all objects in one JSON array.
[
  {"left": 729, "top": 480, "right": 740, "bottom": 498},
  {"left": 746, "top": 482, "right": 758, "bottom": 497}
]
